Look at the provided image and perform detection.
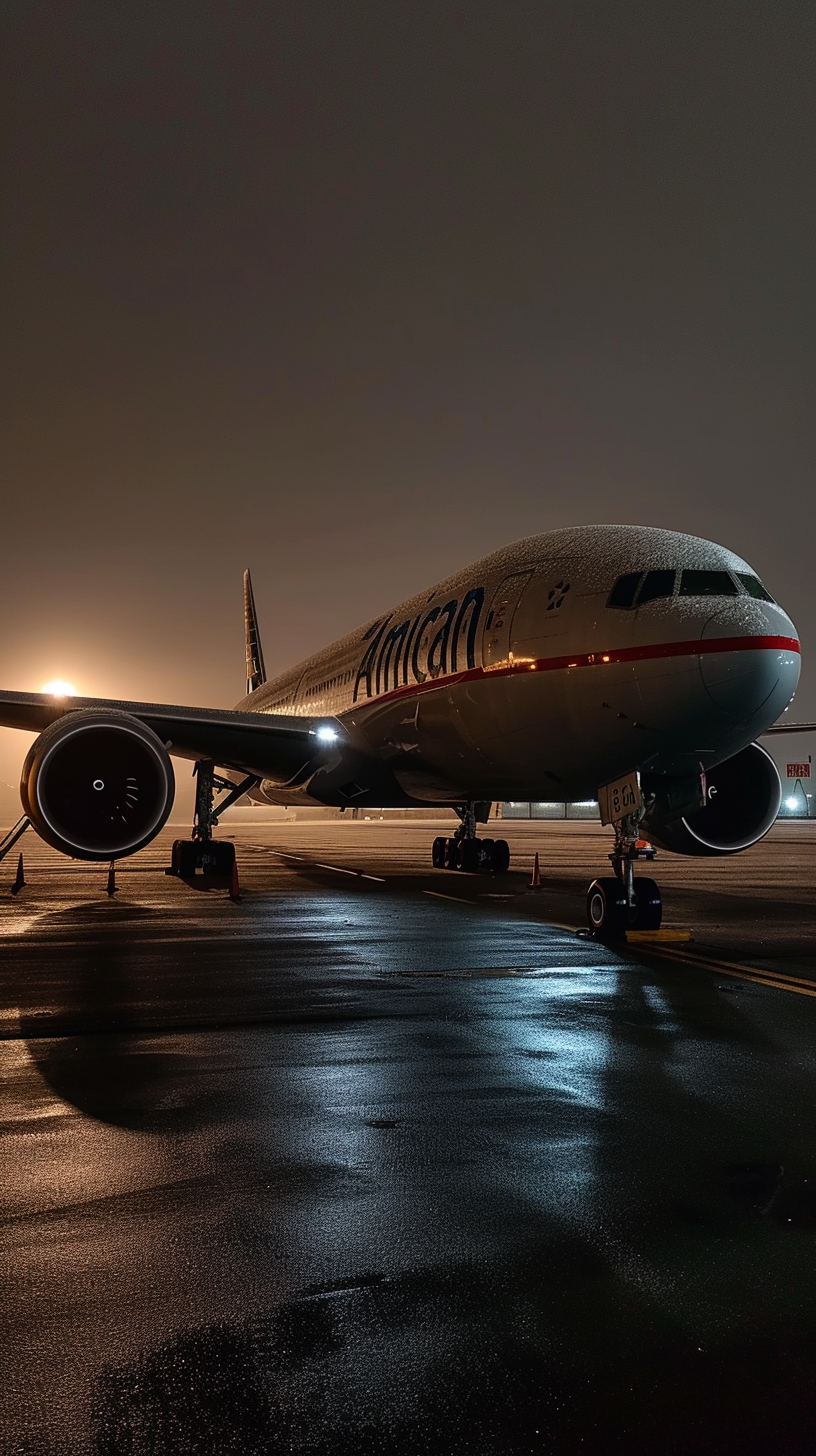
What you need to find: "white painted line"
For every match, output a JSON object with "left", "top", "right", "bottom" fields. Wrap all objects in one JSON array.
[
  {"left": 424, "top": 891, "right": 474, "bottom": 905},
  {"left": 360, "top": 873, "right": 386, "bottom": 882},
  {"left": 314, "top": 863, "right": 358, "bottom": 875},
  {"left": 274, "top": 851, "right": 304, "bottom": 860}
]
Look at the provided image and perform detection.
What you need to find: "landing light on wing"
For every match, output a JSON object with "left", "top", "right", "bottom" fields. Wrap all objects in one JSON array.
[
  {"left": 313, "top": 725, "right": 340, "bottom": 743},
  {"left": 41, "top": 679, "right": 76, "bottom": 697}
]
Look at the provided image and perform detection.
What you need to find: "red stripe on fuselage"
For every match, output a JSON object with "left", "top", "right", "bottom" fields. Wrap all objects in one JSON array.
[{"left": 345, "top": 634, "right": 801, "bottom": 713}]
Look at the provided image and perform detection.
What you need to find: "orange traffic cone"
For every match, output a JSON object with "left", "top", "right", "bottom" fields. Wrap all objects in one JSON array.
[
  {"left": 11, "top": 852, "right": 25, "bottom": 895},
  {"left": 530, "top": 851, "right": 542, "bottom": 888},
  {"left": 228, "top": 857, "right": 241, "bottom": 901}
]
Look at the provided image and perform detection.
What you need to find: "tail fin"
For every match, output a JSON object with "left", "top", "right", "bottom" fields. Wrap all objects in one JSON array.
[{"left": 243, "top": 569, "right": 267, "bottom": 696}]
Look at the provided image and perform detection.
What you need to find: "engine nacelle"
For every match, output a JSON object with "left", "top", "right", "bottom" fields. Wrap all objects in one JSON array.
[
  {"left": 643, "top": 742, "right": 781, "bottom": 857},
  {"left": 21, "top": 710, "right": 175, "bottom": 860}
]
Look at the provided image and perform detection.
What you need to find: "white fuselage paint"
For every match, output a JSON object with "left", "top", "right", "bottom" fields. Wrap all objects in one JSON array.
[{"left": 239, "top": 525, "right": 800, "bottom": 808}]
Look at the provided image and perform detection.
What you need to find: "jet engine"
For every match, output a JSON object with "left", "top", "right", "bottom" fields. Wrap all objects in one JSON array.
[
  {"left": 643, "top": 742, "right": 781, "bottom": 857},
  {"left": 20, "top": 710, "right": 175, "bottom": 860}
]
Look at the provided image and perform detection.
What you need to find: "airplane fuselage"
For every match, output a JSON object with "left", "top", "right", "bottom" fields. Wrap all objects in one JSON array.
[{"left": 240, "top": 525, "right": 800, "bottom": 808}]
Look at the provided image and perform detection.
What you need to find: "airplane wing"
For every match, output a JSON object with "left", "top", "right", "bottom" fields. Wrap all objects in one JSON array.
[
  {"left": 763, "top": 722, "right": 816, "bottom": 735},
  {"left": 0, "top": 689, "right": 340, "bottom": 785}
]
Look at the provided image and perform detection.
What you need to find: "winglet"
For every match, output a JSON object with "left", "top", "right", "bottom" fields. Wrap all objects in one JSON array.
[{"left": 243, "top": 569, "right": 267, "bottom": 696}]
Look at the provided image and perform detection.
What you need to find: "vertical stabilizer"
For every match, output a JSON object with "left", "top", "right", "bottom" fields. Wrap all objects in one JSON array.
[{"left": 243, "top": 569, "right": 267, "bottom": 696}]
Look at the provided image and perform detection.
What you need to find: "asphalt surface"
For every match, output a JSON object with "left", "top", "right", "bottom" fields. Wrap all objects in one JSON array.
[{"left": 3, "top": 817, "right": 816, "bottom": 1455}]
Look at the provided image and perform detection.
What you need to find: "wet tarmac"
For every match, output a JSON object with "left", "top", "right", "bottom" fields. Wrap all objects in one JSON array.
[{"left": 3, "top": 818, "right": 816, "bottom": 1454}]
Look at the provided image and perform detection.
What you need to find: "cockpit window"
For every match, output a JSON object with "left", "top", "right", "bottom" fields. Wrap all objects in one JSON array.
[
  {"left": 636, "top": 569, "right": 676, "bottom": 605},
  {"left": 609, "top": 567, "right": 762, "bottom": 608},
  {"left": 607, "top": 572, "right": 642, "bottom": 609},
  {"left": 607, "top": 569, "right": 677, "bottom": 608},
  {"left": 735, "top": 572, "right": 775, "bottom": 603},
  {"left": 679, "top": 570, "right": 739, "bottom": 597}
]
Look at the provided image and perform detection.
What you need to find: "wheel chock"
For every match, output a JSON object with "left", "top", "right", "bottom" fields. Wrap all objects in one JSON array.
[
  {"left": 529, "top": 852, "right": 542, "bottom": 889},
  {"left": 11, "top": 852, "right": 25, "bottom": 896},
  {"left": 625, "top": 929, "right": 691, "bottom": 943}
]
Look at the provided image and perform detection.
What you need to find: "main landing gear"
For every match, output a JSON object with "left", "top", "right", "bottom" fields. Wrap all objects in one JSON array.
[
  {"left": 586, "top": 811, "right": 662, "bottom": 936},
  {"left": 169, "top": 761, "right": 258, "bottom": 878},
  {"left": 432, "top": 801, "right": 510, "bottom": 875}
]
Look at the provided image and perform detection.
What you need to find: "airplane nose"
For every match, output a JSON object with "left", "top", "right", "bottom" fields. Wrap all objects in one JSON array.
[{"left": 699, "top": 605, "right": 800, "bottom": 722}]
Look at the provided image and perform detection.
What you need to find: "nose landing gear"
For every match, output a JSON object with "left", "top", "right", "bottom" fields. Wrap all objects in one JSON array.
[
  {"left": 587, "top": 810, "right": 662, "bottom": 936},
  {"left": 432, "top": 802, "right": 510, "bottom": 875}
]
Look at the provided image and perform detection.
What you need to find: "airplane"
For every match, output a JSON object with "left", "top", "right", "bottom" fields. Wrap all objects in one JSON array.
[{"left": 0, "top": 524, "right": 805, "bottom": 934}]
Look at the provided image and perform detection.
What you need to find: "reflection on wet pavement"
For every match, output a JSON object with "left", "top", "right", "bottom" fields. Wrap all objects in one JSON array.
[{"left": 4, "top": 824, "right": 816, "bottom": 1454}]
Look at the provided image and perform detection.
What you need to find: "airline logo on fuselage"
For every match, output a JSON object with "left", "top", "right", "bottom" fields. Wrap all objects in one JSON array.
[{"left": 354, "top": 587, "right": 485, "bottom": 702}]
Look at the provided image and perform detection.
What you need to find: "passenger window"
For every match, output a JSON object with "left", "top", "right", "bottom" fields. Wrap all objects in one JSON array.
[
  {"left": 636, "top": 569, "right": 675, "bottom": 605},
  {"left": 607, "top": 572, "right": 642, "bottom": 609},
  {"left": 735, "top": 572, "right": 775, "bottom": 603},
  {"left": 679, "top": 570, "right": 739, "bottom": 597}
]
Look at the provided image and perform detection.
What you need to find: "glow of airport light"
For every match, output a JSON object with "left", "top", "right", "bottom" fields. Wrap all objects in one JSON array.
[
  {"left": 41, "top": 679, "right": 76, "bottom": 697},
  {"left": 785, "top": 796, "right": 799, "bottom": 810},
  {"left": 315, "top": 725, "right": 339, "bottom": 743}
]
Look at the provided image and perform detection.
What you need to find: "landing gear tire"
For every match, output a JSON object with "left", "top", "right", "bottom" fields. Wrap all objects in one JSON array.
[
  {"left": 632, "top": 876, "right": 662, "bottom": 930},
  {"left": 444, "top": 837, "right": 458, "bottom": 870},
  {"left": 209, "top": 841, "right": 236, "bottom": 876},
  {"left": 490, "top": 838, "right": 510, "bottom": 874},
  {"left": 172, "top": 839, "right": 198, "bottom": 878},
  {"left": 587, "top": 877, "right": 628, "bottom": 936},
  {"left": 171, "top": 838, "right": 235, "bottom": 877},
  {"left": 587, "top": 875, "right": 663, "bottom": 935},
  {"left": 457, "top": 839, "right": 480, "bottom": 873},
  {"left": 432, "top": 836, "right": 447, "bottom": 868}
]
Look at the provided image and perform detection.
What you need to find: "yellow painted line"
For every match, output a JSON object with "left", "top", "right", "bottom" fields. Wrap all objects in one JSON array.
[
  {"left": 653, "top": 942, "right": 816, "bottom": 991},
  {"left": 636, "top": 943, "right": 816, "bottom": 999},
  {"left": 626, "top": 929, "right": 692, "bottom": 944}
]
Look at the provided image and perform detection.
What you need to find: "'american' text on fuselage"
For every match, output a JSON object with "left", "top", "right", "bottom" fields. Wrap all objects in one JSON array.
[{"left": 354, "top": 587, "right": 485, "bottom": 702}]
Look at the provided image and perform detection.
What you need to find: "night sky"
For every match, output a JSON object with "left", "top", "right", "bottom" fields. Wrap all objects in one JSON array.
[{"left": 2, "top": 3, "right": 814, "bottom": 798}]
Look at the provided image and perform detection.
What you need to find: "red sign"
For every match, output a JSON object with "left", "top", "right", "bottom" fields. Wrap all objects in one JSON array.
[{"left": 786, "top": 763, "right": 811, "bottom": 779}]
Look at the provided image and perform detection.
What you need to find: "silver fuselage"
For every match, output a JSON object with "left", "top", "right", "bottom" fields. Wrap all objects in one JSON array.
[{"left": 241, "top": 525, "right": 800, "bottom": 807}]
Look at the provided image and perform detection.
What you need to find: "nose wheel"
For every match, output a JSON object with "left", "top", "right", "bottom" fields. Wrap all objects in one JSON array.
[
  {"left": 587, "top": 811, "right": 662, "bottom": 935},
  {"left": 587, "top": 874, "right": 661, "bottom": 935}
]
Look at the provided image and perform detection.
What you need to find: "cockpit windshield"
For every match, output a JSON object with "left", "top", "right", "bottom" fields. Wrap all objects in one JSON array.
[
  {"left": 734, "top": 572, "right": 775, "bottom": 603},
  {"left": 607, "top": 567, "right": 776, "bottom": 609},
  {"left": 606, "top": 572, "right": 642, "bottom": 609},
  {"left": 637, "top": 569, "right": 675, "bottom": 605},
  {"left": 606, "top": 569, "right": 676, "bottom": 609},
  {"left": 679, "top": 570, "right": 738, "bottom": 597}
]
